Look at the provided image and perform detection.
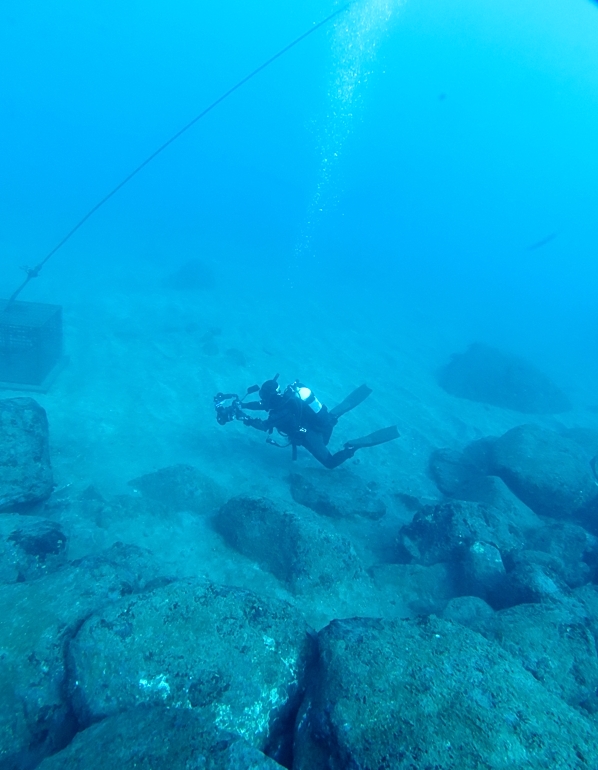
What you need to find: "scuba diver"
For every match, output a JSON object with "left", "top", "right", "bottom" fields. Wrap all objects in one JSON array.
[{"left": 214, "top": 375, "right": 399, "bottom": 469}]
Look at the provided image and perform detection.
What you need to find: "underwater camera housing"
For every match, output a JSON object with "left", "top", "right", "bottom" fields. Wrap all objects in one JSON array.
[
  {"left": 214, "top": 384, "right": 259, "bottom": 425},
  {"left": 214, "top": 393, "right": 244, "bottom": 425}
]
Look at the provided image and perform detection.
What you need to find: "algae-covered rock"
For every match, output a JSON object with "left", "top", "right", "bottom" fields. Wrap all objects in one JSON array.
[
  {"left": 294, "top": 615, "right": 598, "bottom": 769},
  {"left": 213, "top": 496, "right": 363, "bottom": 592},
  {"left": 0, "top": 514, "right": 67, "bottom": 583},
  {"left": 68, "top": 580, "right": 315, "bottom": 761},
  {"left": 0, "top": 397, "right": 53, "bottom": 510},
  {"left": 127, "top": 463, "right": 224, "bottom": 514},
  {"left": 441, "top": 595, "right": 498, "bottom": 636},
  {"left": 489, "top": 601, "right": 598, "bottom": 714},
  {"left": 491, "top": 424, "right": 598, "bottom": 519},
  {"left": 527, "top": 520, "right": 598, "bottom": 589},
  {"left": 289, "top": 469, "right": 386, "bottom": 520},
  {"left": 428, "top": 441, "right": 494, "bottom": 498},
  {"left": 398, "top": 499, "right": 523, "bottom": 567},
  {"left": 0, "top": 543, "right": 169, "bottom": 770},
  {"left": 37, "top": 706, "right": 285, "bottom": 770},
  {"left": 370, "top": 562, "right": 456, "bottom": 616}
]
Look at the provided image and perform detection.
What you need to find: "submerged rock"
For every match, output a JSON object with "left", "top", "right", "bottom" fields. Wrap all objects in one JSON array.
[
  {"left": 398, "top": 499, "right": 523, "bottom": 565},
  {"left": 441, "top": 595, "right": 498, "bottom": 636},
  {"left": 0, "top": 543, "right": 170, "bottom": 770},
  {"left": 370, "top": 562, "right": 456, "bottom": 616},
  {"left": 437, "top": 342, "right": 571, "bottom": 413},
  {"left": 38, "top": 706, "right": 285, "bottom": 769},
  {"left": 293, "top": 615, "right": 598, "bottom": 769},
  {"left": 488, "top": 600, "right": 598, "bottom": 715},
  {"left": 213, "top": 496, "right": 363, "bottom": 592},
  {"left": 490, "top": 424, "right": 598, "bottom": 519},
  {"left": 0, "top": 514, "right": 67, "bottom": 583},
  {"left": 289, "top": 468, "right": 386, "bottom": 520},
  {"left": 0, "top": 397, "right": 53, "bottom": 510},
  {"left": 127, "top": 463, "right": 224, "bottom": 514},
  {"left": 68, "top": 580, "right": 315, "bottom": 763}
]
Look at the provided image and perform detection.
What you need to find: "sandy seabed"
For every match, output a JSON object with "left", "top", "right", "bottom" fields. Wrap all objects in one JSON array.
[{"left": 5, "top": 249, "right": 598, "bottom": 627}]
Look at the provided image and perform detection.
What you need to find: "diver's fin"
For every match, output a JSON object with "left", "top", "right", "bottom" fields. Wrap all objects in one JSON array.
[
  {"left": 345, "top": 425, "right": 400, "bottom": 450},
  {"left": 330, "top": 384, "right": 373, "bottom": 418}
]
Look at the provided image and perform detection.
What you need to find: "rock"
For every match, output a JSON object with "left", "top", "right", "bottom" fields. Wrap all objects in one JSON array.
[
  {"left": 502, "top": 550, "right": 569, "bottom": 607},
  {"left": 441, "top": 595, "right": 498, "bottom": 636},
  {"left": 68, "top": 580, "right": 315, "bottom": 762},
  {"left": 294, "top": 615, "right": 598, "bottom": 769},
  {"left": 527, "top": 521, "right": 598, "bottom": 588},
  {"left": 37, "top": 706, "right": 285, "bottom": 770},
  {"left": 490, "top": 424, "right": 598, "bottom": 519},
  {"left": 213, "top": 496, "right": 363, "bottom": 592},
  {"left": 561, "top": 427, "right": 598, "bottom": 459},
  {"left": 127, "top": 464, "right": 224, "bottom": 514},
  {"left": 428, "top": 439, "right": 494, "bottom": 498},
  {"left": 461, "top": 540, "right": 507, "bottom": 603},
  {"left": 397, "top": 499, "right": 537, "bottom": 606},
  {"left": 288, "top": 469, "right": 386, "bottom": 520},
  {"left": 398, "top": 499, "right": 523, "bottom": 566},
  {"left": 0, "top": 514, "right": 67, "bottom": 582},
  {"left": 370, "top": 562, "right": 456, "bottom": 616},
  {"left": 437, "top": 342, "right": 571, "bottom": 413},
  {"left": 0, "top": 397, "right": 53, "bottom": 510},
  {"left": 489, "top": 600, "right": 598, "bottom": 714},
  {"left": 0, "top": 543, "right": 170, "bottom": 770}
]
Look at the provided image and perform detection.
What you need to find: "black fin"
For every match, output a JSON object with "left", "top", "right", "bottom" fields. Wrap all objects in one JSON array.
[
  {"left": 345, "top": 426, "right": 400, "bottom": 450},
  {"left": 330, "top": 384, "right": 373, "bottom": 418}
]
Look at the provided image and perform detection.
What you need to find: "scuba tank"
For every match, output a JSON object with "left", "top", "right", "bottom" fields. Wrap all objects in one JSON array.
[{"left": 287, "top": 381, "right": 323, "bottom": 414}]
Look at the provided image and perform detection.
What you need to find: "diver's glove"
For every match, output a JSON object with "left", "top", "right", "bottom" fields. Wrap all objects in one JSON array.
[{"left": 243, "top": 416, "right": 269, "bottom": 432}]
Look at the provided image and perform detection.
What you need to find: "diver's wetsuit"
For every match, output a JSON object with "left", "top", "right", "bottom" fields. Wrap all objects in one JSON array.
[{"left": 242, "top": 392, "right": 355, "bottom": 469}]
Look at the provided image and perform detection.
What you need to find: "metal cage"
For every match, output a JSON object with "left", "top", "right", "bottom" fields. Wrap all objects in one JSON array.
[{"left": 0, "top": 300, "right": 64, "bottom": 390}]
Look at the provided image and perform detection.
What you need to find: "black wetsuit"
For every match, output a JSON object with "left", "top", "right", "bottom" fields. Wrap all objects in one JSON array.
[{"left": 242, "top": 391, "right": 355, "bottom": 469}]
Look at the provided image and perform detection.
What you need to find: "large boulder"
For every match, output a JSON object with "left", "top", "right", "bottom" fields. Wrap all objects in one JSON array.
[
  {"left": 370, "top": 562, "right": 456, "bottom": 616},
  {"left": 213, "top": 496, "right": 363, "bottom": 592},
  {"left": 294, "top": 615, "right": 598, "bottom": 769},
  {"left": 441, "top": 595, "right": 498, "bottom": 636},
  {"left": 488, "top": 600, "right": 598, "bottom": 714},
  {"left": 0, "top": 514, "right": 67, "bottom": 583},
  {"left": 398, "top": 499, "right": 524, "bottom": 566},
  {"left": 437, "top": 342, "right": 571, "bottom": 413},
  {"left": 38, "top": 706, "right": 285, "bottom": 770},
  {"left": 526, "top": 520, "right": 598, "bottom": 589},
  {"left": 397, "top": 499, "right": 524, "bottom": 604},
  {"left": 490, "top": 424, "right": 598, "bottom": 519},
  {"left": 429, "top": 445, "right": 542, "bottom": 532},
  {"left": 501, "top": 550, "right": 570, "bottom": 607},
  {"left": 0, "top": 543, "right": 170, "bottom": 770},
  {"left": 428, "top": 438, "right": 495, "bottom": 498},
  {"left": 288, "top": 469, "right": 386, "bottom": 520},
  {"left": 68, "top": 580, "right": 315, "bottom": 764},
  {"left": 0, "top": 397, "right": 53, "bottom": 510},
  {"left": 127, "top": 463, "right": 224, "bottom": 514}
]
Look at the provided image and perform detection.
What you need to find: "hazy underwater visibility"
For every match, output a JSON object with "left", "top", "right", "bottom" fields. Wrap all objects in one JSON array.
[{"left": 2, "top": 0, "right": 598, "bottom": 767}]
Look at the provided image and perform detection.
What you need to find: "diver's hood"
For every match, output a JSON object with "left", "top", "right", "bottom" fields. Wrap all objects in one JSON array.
[{"left": 259, "top": 373, "right": 280, "bottom": 403}]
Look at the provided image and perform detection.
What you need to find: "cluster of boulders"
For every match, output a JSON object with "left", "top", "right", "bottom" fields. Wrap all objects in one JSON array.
[
  {"left": 414, "top": 423, "right": 598, "bottom": 609},
  {"left": 4, "top": 396, "right": 598, "bottom": 768}
]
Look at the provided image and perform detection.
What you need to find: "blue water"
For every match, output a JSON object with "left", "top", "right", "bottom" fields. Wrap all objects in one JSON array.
[
  {"left": 4, "top": 3, "right": 598, "bottom": 767},
  {"left": 2, "top": 0, "right": 598, "bottom": 395}
]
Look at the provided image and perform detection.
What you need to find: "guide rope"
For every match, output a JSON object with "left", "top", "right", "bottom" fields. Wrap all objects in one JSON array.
[{"left": 5, "top": 3, "right": 353, "bottom": 306}]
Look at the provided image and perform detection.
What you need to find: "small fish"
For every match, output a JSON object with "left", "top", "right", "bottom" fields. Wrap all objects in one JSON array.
[{"left": 528, "top": 232, "right": 557, "bottom": 251}]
